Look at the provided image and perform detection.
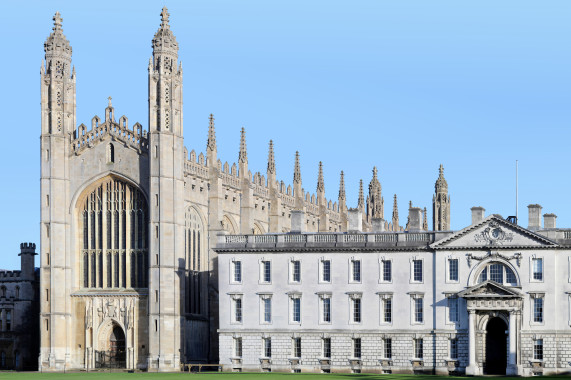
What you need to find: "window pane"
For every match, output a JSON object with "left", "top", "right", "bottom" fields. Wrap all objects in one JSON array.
[
  {"left": 323, "top": 260, "right": 331, "bottom": 282},
  {"left": 353, "top": 298, "right": 361, "bottom": 323},
  {"left": 533, "top": 258, "right": 543, "bottom": 281},
  {"left": 415, "top": 298, "right": 423, "bottom": 323},
  {"left": 293, "top": 298, "right": 301, "bottom": 322},
  {"left": 413, "top": 260, "right": 423, "bottom": 282},
  {"left": 449, "top": 259, "right": 458, "bottom": 281},
  {"left": 383, "top": 260, "right": 392, "bottom": 282},
  {"left": 234, "top": 261, "right": 241, "bottom": 282},
  {"left": 323, "top": 298, "right": 331, "bottom": 323},
  {"left": 353, "top": 338, "right": 361, "bottom": 358},
  {"left": 448, "top": 297, "right": 458, "bottom": 322},
  {"left": 384, "top": 298, "right": 392, "bottom": 323},
  {"left": 478, "top": 267, "right": 488, "bottom": 283},
  {"left": 490, "top": 263, "right": 503, "bottom": 283},
  {"left": 353, "top": 260, "right": 361, "bottom": 282},
  {"left": 323, "top": 338, "right": 331, "bottom": 358},
  {"left": 384, "top": 338, "right": 392, "bottom": 359},
  {"left": 264, "top": 298, "right": 272, "bottom": 323},
  {"left": 505, "top": 266, "right": 517, "bottom": 284},
  {"left": 292, "top": 261, "right": 301, "bottom": 282},
  {"left": 534, "top": 298, "right": 543, "bottom": 323}
]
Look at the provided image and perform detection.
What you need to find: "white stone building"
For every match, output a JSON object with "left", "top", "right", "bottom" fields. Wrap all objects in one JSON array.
[{"left": 217, "top": 207, "right": 571, "bottom": 375}]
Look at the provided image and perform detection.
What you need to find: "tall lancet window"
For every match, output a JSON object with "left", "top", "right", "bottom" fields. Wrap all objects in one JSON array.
[
  {"left": 185, "top": 207, "right": 205, "bottom": 314},
  {"left": 80, "top": 177, "right": 148, "bottom": 289}
]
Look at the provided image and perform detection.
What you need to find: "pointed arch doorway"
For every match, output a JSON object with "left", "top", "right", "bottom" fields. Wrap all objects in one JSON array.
[{"left": 95, "top": 323, "right": 126, "bottom": 368}]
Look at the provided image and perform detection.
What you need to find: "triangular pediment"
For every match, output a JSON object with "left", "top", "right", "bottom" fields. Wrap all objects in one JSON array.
[
  {"left": 431, "top": 215, "right": 557, "bottom": 249},
  {"left": 458, "top": 280, "right": 522, "bottom": 298}
]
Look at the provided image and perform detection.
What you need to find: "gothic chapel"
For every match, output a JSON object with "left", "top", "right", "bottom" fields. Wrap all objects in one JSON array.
[{"left": 39, "top": 8, "right": 451, "bottom": 371}]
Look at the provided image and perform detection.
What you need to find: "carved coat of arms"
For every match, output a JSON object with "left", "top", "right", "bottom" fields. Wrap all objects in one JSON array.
[{"left": 474, "top": 221, "right": 514, "bottom": 245}]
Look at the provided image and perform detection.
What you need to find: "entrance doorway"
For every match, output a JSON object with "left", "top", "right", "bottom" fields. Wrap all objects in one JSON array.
[
  {"left": 485, "top": 317, "right": 507, "bottom": 375},
  {"left": 95, "top": 325, "right": 126, "bottom": 368}
]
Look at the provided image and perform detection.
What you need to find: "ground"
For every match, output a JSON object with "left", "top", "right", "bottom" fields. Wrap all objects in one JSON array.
[{"left": 1, "top": 373, "right": 570, "bottom": 380}]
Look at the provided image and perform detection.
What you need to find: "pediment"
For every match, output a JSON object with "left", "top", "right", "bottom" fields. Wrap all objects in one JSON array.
[
  {"left": 431, "top": 215, "right": 557, "bottom": 249},
  {"left": 458, "top": 280, "right": 522, "bottom": 298}
]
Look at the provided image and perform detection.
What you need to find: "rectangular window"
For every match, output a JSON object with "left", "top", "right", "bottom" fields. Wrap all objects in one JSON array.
[
  {"left": 292, "top": 260, "right": 301, "bottom": 282},
  {"left": 263, "top": 337, "right": 272, "bottom": 358},
  {"left": 413, "top": 259, "right": 423, "bottom": 282},
  {"left": 382, "top": 260, "right": 392, "bottom": 282},
  {"left": 322, "top": 297, "right": 331, "bottom": 323},
  {"left": 449, "top": 258, "right": 458, "bottom": 281},
  {"left": 233, "top": 298, "right": 242, "bottom": 323},
  {"left": 352, "top": 260, "right": 361, "bottom": 282},
  {"left": 263, "top": 298, "right": 272, "bottom": 323},
  {"left": 414, "top": 338, "right": 423, "bottom": 359},
  {"left": 352, "top": 298, "right": 362, "bottom": 323},
  {"left": 384, "top": 338, "right": 392, "bottom": 359},
  {"left": 322, "top": 260, "right": 331, "bottom": 282},
  {"left": 450, "top": 338, "right": 458, "bottom": 359},
  {"left": 490, "top": 263, "right": 503, "bottom": 283},
  {"left": 533, "top": 339, "right": 543, "bottom": 360},
  {"left": 448, "top": 297, "right": 459, "bottom": 322},
  {"left": 384, "top": 298, "right": 392, "bottom": 323},
  {"left": 414, "top": 297, "right": 424, "bottom": 323},
  {"left": 262, "top": 261, "right": 271, "bottom": 283},
  {"left": 292, "top": 297, "right": 301, "bottom": 323},
  {"left": 353, "top": 338, "right": 362, "bottom": 359},
  {"left": 533, "top": 258, "right": 543, "bottom": 281},
  {"left": 6, "top": 311, "right": 11, "bottom": 331},
  {"left": 292, "top": 337, "right": 302, "bottom": 358},
  {"left": 233, "top": 261, "right": 242, "bottom": 283},
  {"left": 323, "top": 338, "right": 331, "bottom": 358},
  {"left": 533, "top": 297, "right": 544, "bottom": 323},
  {"left": 234, "top": 337, "right": 242, "bottom": 357}
]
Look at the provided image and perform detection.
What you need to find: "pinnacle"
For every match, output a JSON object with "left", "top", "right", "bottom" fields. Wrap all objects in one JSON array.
[
  {"left": 238, "top": 127, "right": 247, "bottom": 163},
  {"left": 160, "top": 6, "right": 170, "bottom": 29},
  {"left": 53, "top": 12, "right": 63, "bottom": 32},
  {"left": 293, "top": 151, "right": 302, "bottom": 185},
  {"left": 267, "top": 140, "right": 275, "bottom": 174},
  {"left": 207, "top": 114, "right": 216, "bottom": 152},
  {"left": 317, "top": 161, "right": 324, "bottom": 193},
  {"left": 339, "top": 171, "right": 346, "bottom": 200},
  {"left": 358, "top": 179, "right": 364, "bottom": 208}
]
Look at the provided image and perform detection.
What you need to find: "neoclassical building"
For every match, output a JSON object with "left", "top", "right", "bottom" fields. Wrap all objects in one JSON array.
[
  {"left": 40, "top": 8, "right": 418, "bottom": 371},
  {"left": 217, "top": 207, "right": 571, "bottom": 376}
]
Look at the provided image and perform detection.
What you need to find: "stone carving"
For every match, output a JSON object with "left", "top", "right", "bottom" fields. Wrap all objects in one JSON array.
[
  {"left": 466, "top": 251, "right": 521, "bottom": 267},
  {"left": 473, "top": 220, "right": 514, "bottom": 245}
]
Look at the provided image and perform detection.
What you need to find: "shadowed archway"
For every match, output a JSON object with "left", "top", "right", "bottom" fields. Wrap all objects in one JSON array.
[{"left": 485, "top": 317, "right": 507, "bottom": 375}]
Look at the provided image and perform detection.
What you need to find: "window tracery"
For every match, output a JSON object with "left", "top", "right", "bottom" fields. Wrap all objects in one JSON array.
[
  {"left": 80, "top": 177, "right": 148, "bottom": 289},
  {"left": 185, "top": 207, "right": 204, "bottom": 314}
]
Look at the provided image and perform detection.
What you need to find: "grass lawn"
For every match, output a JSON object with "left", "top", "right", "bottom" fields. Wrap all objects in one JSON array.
[{"left": 1, "top": 373, "right": 570, "bottom": 380}]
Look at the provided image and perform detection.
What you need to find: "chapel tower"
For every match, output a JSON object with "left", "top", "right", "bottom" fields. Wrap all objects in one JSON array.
[
  {"left": 148, "top": 7, "right": 185, "bottom": 370},
  {"left": 40, "top": 12, "right": 75, "bottom": 370},
  {"left": 433, "top": 164, "right": 451, "bottom": 231}
]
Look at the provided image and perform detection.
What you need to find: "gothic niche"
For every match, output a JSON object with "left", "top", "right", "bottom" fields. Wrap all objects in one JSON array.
[{"left": 80, "top": 177, "right": 148, "bottom": 289}]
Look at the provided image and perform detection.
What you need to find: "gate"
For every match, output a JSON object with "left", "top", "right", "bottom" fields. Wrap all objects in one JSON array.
[{"left": 95, "top": 350, "right": 126, "bottom": 369}]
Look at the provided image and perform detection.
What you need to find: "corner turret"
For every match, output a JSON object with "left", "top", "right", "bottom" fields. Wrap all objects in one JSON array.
[{"left": 19, "top": 242, "right": 37, "bottom": 281}]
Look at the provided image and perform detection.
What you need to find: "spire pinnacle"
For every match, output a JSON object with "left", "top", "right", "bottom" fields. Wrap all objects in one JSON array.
[
  {"left": 238, "top": 127, "right": 247, "bottom": 163},
  {"left": 392, "top": 194, "right": 399, "bottom": 229},
  {"left": 160, "top": 6, "right": 170, "bottom": 29},
  {"left": 107, "top": 96, "right": 112, "bottom": 108},
  {"left": 435, "top": 163, "right": 448, "bottom": 193},
  {"left": 372, "top": 166, "right": 378, "bottom": 181},
  {"left": 423, "top": 207, "right": 428, "bottom": 230},
  {"left": 339, "top": 171, "right": 346, "bottom": 200},
  {"left": 317, "top": 162, "right": 325, "bottom": 193},
  {"left": 358, "top": 179, "right": 364, "bottom": 209},
  {"left": 53, "top": 12, "right": 63, "bottom": 32},
  {"left": 267, "top": 140, "right": 275, "bottom": 174},
  {"left": 206, "top": 114, "right": 216, "bottom": 152},
  {"left": 293, "top": 151, "right": 302, "bottom": 185}
]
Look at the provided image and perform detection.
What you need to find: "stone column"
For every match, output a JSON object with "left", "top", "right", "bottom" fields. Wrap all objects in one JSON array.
[
  {"left": 507, "top": 310, "right": 517, "bottom": 375},
  {"left": 466, "top": 310, "right": 477, "bottom": 375}
]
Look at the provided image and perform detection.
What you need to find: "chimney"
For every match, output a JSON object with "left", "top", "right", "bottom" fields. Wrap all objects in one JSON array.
[
  {"left": 471, "top": 206, "right": 485, "bottom": 225},
  {"left": 290, "top": 210, "right": 306, "bottom": 233},
  {"left": 407, "top": 207, "right": 422, "bottom": 231},
  {"left": 348, "top": 208, "right": 362, "bottom": 233},
  {"left": 527, "top": 204, "right": 542, "bottom": 230},
  {"left": 372, "top": 218, "right": 385, "bottom": 232},
  {"left": 543, "top": 213, "right": 556, "bottom": 229}
]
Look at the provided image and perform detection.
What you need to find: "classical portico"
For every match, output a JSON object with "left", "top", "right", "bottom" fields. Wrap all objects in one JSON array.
[{"left": 460, "top": 281, "right": 523, "bottom": 376}]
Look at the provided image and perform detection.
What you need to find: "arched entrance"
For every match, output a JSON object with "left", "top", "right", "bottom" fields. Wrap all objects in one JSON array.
[
  {"left": 95, "top": 323, "right": 126, "bottom": 368},
  {"left": 485, "top": 317, "right": 507, "bottom": 375}
]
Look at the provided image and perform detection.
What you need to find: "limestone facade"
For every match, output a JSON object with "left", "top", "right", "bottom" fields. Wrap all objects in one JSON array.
[{"left": 216, "top": 211, "right": 571, "bottom": 375}]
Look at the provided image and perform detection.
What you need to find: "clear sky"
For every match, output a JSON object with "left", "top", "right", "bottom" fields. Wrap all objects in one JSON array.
[{"left": 1, "top": 1, "right": 570, "bottom": 269}]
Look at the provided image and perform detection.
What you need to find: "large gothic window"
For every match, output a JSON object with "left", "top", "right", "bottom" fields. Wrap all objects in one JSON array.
[
  {"left": 476, "top": 262, "right": 518, "bottom": 286},
  {"left": 80, "top": 177, "right": 148, "bottom": 289},
  {"left": 185, "top": 207, "right": 204, "bottom": 314}
]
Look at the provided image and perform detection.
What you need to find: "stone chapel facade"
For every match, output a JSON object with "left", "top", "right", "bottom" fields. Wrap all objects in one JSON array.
[{"left": 40, "top": 8, "right": 426, "bottom": 371}]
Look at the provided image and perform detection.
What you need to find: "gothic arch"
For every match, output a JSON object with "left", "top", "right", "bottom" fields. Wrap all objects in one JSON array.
[
  {"left": 467, "top": 257, "right": 521, "bottom": 287},
  {"left": 252, "top": 222, "right": 265, "bottom": 235},
  {"left": 222, "top": 214, "right": 238, "bottom": 234},
  {"left": 185, "top": 205, "right": 207, "bottom": 315},
  {"left": 75, "top": 175, "right": 149, "bottom": 289}
]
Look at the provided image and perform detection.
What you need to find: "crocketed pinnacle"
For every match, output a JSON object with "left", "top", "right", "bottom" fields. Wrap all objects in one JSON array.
[
  {"left": 206, "top": 114, "right": 216, "bottom": 152},
  {"left": 368, "top": 166, "right": 383, "bottom": 219},
  {"left": 44, "top": 11, "right": 72, "bottom": 63},
  {"left": 267, "top": 140, "right": 275, "bottom": 174},
  {"left": 392, "top": 194, "right": 399, "bottom": 220},
  {"left": 423, "top": 207, "right": 428, "bottom": 230},
  {"left": 358, "top": 179, "right": 364, "bottom": 209},
  {"left": 293, "top": 151, "right": 302, "bottom": 185},
  {"left": 317, "top": 162, "right": 325, "bottom": 193},
  {"left": 338, "top": 171, "right": 346, "bottom": 200},
  {"left": 435, "top": 164, "right": 448, "bottom": 193},
  {"left": 238, "top": 127, "right": 247, "bottom": 163},
  {"left": 152, "top": 6, "right": 178, "bottom": 57}
]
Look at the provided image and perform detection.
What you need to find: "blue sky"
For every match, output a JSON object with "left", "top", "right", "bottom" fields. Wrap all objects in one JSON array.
[{"left": 1, "top": 1, "right": 570, "bottom": 269}]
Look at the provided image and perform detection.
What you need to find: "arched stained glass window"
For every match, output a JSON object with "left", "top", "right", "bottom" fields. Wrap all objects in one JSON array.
[{"left": 80, "top": 177, "right": 148, "bottom": 289}]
